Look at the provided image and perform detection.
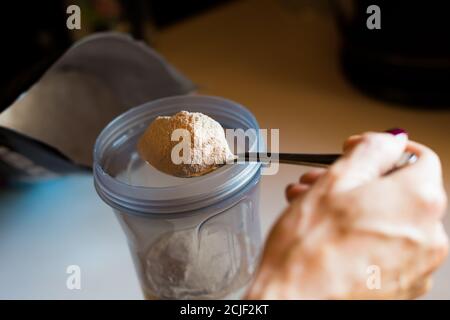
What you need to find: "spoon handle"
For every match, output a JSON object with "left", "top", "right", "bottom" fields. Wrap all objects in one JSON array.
[
  {"left": 237, "top": 152, "right": 416, "bottom": 169},
  {"left": 237, "top": 153, "right": 340, "bottom": 167}
]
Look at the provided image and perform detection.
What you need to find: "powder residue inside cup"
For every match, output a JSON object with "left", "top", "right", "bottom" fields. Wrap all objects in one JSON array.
[{"left": 137, "top": 111, "right": 235, "bottom": 177}]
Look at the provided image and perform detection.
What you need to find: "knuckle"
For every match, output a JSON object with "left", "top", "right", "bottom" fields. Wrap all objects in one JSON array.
[
  {"left": 325, "top": 165, "right": 345, "bottom": 189},
  {"left": 360, "top": 133, "right": 386, "bottom": 150},
  {"left": 297, "top": 193, "right": 317, "bottom": 215},
  {"left": 428, "top": 238, "right": 449, "bottom": 266},
  {"left": 343, "top": 134, "right": 360, "bottom": 150},
  {"left": 319, "top": 191, "right": 338, "bottom": 207},
  {"left": 437, "top": 239, "right": 449, "bottom": 256},
  {"left": 425, "top": 148, "right": 442, "bottom": 169},
  {"left": 326, "top": 166, "right": 340, "bottom": 183},
  {"left": 415, "top": 145, "right": 443, "bottom": 175},
  {"left": 318, "top": 191, "right": 351, "bottom": 219},
  {"left": 435, "top": 189, "right": 448, "bottom": 213},
  {"left": 413, "top": 185, "right": 448, "bottom": 214}
]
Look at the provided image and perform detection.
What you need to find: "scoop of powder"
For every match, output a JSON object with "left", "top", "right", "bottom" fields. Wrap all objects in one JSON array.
[{"left": 137, "top": 111, "right": 235, "bottom": 177}]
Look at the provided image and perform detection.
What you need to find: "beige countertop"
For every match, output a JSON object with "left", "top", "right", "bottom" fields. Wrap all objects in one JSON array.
[{"left": 155, "top": 0, "right": 450, "bottom": 299}]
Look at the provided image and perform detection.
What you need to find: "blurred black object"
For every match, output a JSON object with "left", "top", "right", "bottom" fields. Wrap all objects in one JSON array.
[
  {"left": 147, "top": 0, "right": 232, "bottom": 27},
  {"left": 335, "top": 0, "right": 450, "bottom": 108},
  {"left": 0, "top": 2, "right": 71, "bottom": 113}
]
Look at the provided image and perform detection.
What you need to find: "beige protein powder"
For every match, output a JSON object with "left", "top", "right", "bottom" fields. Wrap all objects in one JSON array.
[{"left": 138, "top": 111, "right": 235, "bottom": 177}]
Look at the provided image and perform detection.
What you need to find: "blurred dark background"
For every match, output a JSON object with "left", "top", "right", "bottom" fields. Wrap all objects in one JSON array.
[{"left": 1, "top": 0, "right": 450, "bottom": 111}]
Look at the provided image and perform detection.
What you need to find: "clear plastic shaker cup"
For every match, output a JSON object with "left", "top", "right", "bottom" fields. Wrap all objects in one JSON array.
[{"left": 93, "top": 95, "right": 263, "bottom": 299}]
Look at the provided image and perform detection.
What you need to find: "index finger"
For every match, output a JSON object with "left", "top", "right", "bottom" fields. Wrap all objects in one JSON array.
[{"left": 389, "top": 141, "right": 444, "bottom": 186}]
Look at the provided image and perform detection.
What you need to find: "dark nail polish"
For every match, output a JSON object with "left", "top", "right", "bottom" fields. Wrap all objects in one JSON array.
[{"left": 385, "top": 128, "right": 407, "bottom": 136}]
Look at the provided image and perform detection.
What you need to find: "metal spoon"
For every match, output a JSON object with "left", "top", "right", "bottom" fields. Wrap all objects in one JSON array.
[{"left": 234, "top": 152, "right": 417, "bottom": 170}]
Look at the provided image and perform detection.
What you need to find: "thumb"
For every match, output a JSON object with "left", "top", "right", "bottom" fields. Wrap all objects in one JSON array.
[{"left": 326, "top": 132, "right": 408, "bottom": 192}]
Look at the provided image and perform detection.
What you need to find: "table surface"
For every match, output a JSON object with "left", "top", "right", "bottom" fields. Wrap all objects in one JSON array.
[{"left": 1, "top": 0, "right": 450, "bottom": 299}]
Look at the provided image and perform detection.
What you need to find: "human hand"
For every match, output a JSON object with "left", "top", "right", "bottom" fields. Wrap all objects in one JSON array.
[{"left": 246, "top": 131, "right": 448, "bottom": 299}]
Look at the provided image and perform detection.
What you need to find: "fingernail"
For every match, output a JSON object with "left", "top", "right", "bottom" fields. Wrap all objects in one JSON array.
[{"left": 385, "top": 128, "right": 408, "bottom": 136}]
